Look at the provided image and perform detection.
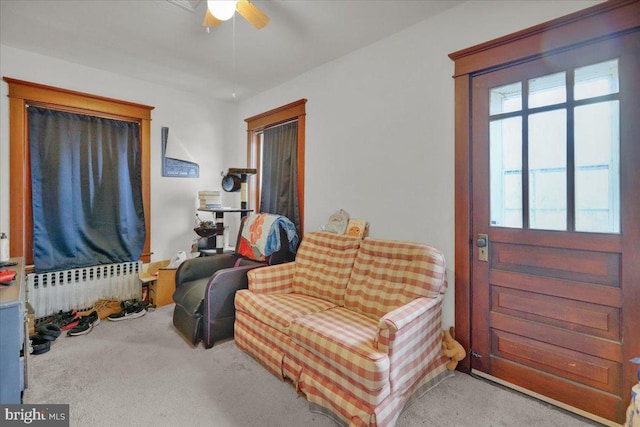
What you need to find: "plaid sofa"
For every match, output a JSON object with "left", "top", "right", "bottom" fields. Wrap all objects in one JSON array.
[{"left": 234, "top": 232, "right": 452, "bottom": 427}]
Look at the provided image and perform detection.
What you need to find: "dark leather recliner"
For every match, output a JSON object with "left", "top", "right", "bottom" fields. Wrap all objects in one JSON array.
[{"left": 172, "top": 214, "right": 297, "bottom": 348}]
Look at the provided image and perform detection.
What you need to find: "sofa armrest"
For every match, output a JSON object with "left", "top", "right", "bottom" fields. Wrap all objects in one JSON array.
[
  {"left": 175, "top": 255, "right": 239, "bottom": 288},
  {"left": 375, "top": 296, "right": 444, "bottom": 393},
  {"left": 247, "top": 261, "right": 295, "bottom": 294}
]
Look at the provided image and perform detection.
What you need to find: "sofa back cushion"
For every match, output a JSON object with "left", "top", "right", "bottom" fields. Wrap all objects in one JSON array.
[
  {"left": 292, "top": 232, "right": 361, "bottom": 306},
  {"left": 344, "top": 238, "right": 446, "bottom": 320}
]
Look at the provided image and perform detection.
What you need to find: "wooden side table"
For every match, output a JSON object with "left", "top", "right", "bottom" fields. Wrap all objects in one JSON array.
[
  {"left": 139, "top": 260, "right": 176, "bottom": 308},
  {"left": 149, "top": 268, "right": 177, "bottom": 308}
]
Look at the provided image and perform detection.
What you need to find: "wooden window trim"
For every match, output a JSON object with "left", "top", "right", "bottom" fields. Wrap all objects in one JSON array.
[
  {"left": 3, "top": 77, "right": 154, "bottom": 268},
  {"left": 448, "top": 0, "right": 639, "bottom": 373},
  {"left": 245, "top": 99, "right": 307, "bottom": 235}
]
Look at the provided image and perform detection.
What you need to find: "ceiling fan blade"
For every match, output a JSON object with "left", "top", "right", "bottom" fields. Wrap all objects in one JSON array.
[
  {"left": 203, "top": 9, "right": 222, "bottom": 27},
  {"left": 236, "top": 0, "right": 269, "bottom": 30}
]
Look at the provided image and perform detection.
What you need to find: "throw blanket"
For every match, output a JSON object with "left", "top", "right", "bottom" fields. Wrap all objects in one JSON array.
[{"left": 238, "top": 214, "right": 298, "bottom": 261}]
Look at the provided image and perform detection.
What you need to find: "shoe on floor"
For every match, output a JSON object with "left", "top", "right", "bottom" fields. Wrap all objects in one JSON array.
[
  {"left": 60, "top": 317, "right": 80, "bottom": 330},
  {"left": 30, "top": 335, "right": 51, "bottom": 355},
  {"left": 107, "top": 299, "right": 147, "bottom": 321},
  {"left": 76, "top": 305, "right": 96, "bottom": 317},
  {"left": 36, "top": 323, "right": 61, "bottom": 341},
  {"left": 48, "top": 309, "right": 80, "bottom": 330},
  {"left": 95, "top": 299, "right": 123, "bottom": 320},
  {"left": 67, "top": 311, "right": 100, "bottom": 336}
]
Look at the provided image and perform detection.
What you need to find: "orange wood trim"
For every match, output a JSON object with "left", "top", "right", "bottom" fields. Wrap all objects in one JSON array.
[
  {"left": 245, "top": 99, "right": 306, "bottom": 130},
  {"left": 3, "top": 77, "right": 153, "bottom": 120},
  {"left": 8, "top": 96, "right": 29, "bottom": 260},
  {"left": 620, "top": 31, "right": 640, "bottom": 419},
  {"left": 3, "top": 77, "right": 154, "bottom": 266},
  {"left": 297, "top": 114, "right": 306, "bottom": 236},
  {"left": 246, "top": 131, "right": 261, "bottom": 215},
  {"left": 449, "top": 0, "right": 640, "bottom": 77},
  {"left": 245, "top": 99, "right": 307, "bottom": 234},
  {"left": 453, "top": 73, "right": 471, "bottom": 373},
  {"left": 24, "top": 101, "right": 141, "bottom": 124},
  {"left": 140, "top": 118, "right": 152, "bottom": 263}
]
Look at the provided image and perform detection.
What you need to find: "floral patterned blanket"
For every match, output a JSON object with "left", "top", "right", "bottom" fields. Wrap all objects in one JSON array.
[{"left": 237, "top": 214, "right": 298, "bottom": 261}]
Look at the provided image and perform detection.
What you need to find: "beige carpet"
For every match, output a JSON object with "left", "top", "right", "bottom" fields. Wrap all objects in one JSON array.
[{"left": 26, "top": 304, "right": 600, "bottom": 427}]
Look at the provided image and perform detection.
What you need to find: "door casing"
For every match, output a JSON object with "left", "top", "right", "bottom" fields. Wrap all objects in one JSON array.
[{"left": 450, "top": 0, "right": 640, "bottom": 424}]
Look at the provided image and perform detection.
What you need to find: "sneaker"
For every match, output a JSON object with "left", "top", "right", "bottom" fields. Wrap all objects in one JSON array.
[
  {"left": 60, "top": 317, "right": 80, "bottom": 330},
  {"left": 76, "top": 305, "right": 95, "bottom": 317},
  {"left": 48, "top": 309, "right": 80, "bottom": 330},
  {"left": 107, "top": 299, "right": 147, "bottom": 321},
  {"left": 95, "top": 299, "right": 122, "bottom": 320},
  {"left": 30, "top": 335, "right": 51, "bottom": 355},
  {"left": 36, "top": 323, "right": 61, "bottom": 341},
  {"left": 67, "top": 311, "right": 100, "bottom": 336}
]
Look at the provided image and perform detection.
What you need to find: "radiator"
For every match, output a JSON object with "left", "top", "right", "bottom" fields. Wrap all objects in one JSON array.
[{"left": 27, "top": 261, "right": 142, "bottom": 319}]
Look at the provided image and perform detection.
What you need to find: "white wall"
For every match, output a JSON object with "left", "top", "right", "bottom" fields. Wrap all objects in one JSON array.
[
  {"left": 228, "top": 0, "right": 601, "bottom": 327},
  {"left": 0, "top": 45, "right": 231, "bottom": 262},
  {"left": 0, "top": 0, "right": 601, "bottom": 326}
]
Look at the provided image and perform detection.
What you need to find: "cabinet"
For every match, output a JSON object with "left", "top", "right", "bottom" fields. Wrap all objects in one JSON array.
[
  {"left": 0, "top": 257, "right": 28, "bottom": 403},
  {"left": 139, "top": 260, "right": 177, "bottom": 308},
  {"left": 149, "top": 268, "right": 177, "bottom": 308}
]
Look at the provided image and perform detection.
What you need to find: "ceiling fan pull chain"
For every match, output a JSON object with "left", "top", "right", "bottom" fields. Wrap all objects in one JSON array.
[{"left": 232, "top": 14, "right": 237, "bottom": 99}]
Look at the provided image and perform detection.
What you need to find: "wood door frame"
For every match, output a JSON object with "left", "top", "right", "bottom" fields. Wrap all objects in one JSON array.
[{"left": 449, "top": 0, "right": 640, "bottom": 374}]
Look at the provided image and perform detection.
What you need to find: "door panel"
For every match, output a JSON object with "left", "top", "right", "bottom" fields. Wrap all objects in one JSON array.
[
  {"left": 470, "top": 33, "right": 639, "bottom": 423},
  {"left": 490, "top": 270, "right": 622, "bottom": 308},
  {"left": 489, "top": 313, "right": 622, "bottom": 362},
  {"left": 491, "top": 242, "right": 620, "bottom": 286},
  {"left": 492, "top": 330, "right": 621, "bottom": 393},
  {"left": 491, "top": 287, "right": 620, "bottom": 340},
  {"left": 492, "top": 358, "right": 622, "bottom": 422}
]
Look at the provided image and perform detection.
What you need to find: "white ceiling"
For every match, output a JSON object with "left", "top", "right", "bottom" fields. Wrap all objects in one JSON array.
[{"left": 0, "top": 0, "right": 464, "bottom": 102}]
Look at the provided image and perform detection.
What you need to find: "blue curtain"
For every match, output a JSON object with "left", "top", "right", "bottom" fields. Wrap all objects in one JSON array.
[
  {"left": 28, "top": 107, "right": 146, "bottom": 272},
  {"left": 260, "top": 121, "right": 301, "bottom": 234}
]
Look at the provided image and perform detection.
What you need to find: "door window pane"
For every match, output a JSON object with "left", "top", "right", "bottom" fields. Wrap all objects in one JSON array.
[
  {"left": 529, "top": 72, "right": 566, "bottom": 108},
  {"left": 490, "top": 117, "right": 522, "bottom": 228},
  {"left": 575, "top": 59, "right": 619, "bottom": 100},
  {"left": 487, "top": 59, "right": 620, "bottom": 235},
  {"left": 574, "top": 101, "right": 620, "bottom": 233},
  {"left": 490, "top": 82, "right": 522, "bottom": 115},
  {"left": 529, "top": 109, "right": 567, "bottom": 230}
]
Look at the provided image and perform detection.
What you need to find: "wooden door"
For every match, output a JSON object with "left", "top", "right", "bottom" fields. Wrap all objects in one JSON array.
[{"left": 469, "top": 32, "right": 640, "bottom": 424}]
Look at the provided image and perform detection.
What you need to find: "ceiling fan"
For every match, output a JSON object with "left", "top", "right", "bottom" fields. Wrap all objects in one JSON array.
[{"left": 203, "top": 0, "right": 269, "bottom": 30}]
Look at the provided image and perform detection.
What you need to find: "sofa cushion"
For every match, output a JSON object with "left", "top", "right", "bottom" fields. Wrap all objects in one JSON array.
[
  {"left": 235, "top": 290, "right": 336, "bottom": 335},
  {"left": 290, "top": 307, "right": 389, "bottom": 391},
  {"left": 292, "top": 232, "right": 361, "bottom": 306},
  {"left": 344, "top": 238, "right": 446, "bottom": 320}
]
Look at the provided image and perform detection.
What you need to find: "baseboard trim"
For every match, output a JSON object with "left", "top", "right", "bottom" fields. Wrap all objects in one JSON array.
[{"left": 471, "top": 369, "right": 621, "bottom": 427}]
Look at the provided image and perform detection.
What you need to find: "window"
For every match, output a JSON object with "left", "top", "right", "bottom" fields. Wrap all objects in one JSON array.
[
  {"left": 245, "top": 99, "right": 306, "bottom": 234},
  {"left": 4, "top": 78, "right": 153, "bottom": 267},
  {"left": 489, "top": 59, "right": 620, "bottom": 233},
  {"left": 28, "top": 107, "right": 146, "bottom": 272}
]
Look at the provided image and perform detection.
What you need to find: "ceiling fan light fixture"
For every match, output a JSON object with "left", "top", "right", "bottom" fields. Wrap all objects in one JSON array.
[{"left": 207, "top": 0, "right": 238, "bottom": 21}]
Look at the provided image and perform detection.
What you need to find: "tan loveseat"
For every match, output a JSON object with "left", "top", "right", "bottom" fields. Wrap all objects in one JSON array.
[{"left": 234, "top": 231, "right": 452, "bottom": 427}]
